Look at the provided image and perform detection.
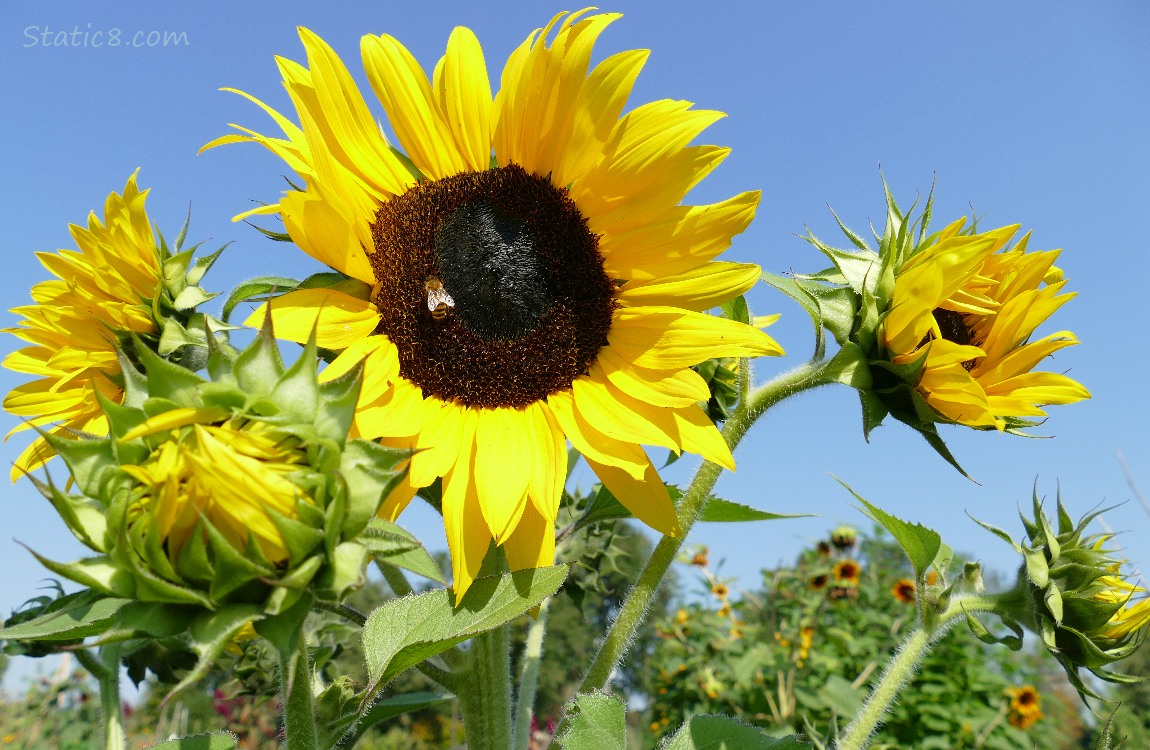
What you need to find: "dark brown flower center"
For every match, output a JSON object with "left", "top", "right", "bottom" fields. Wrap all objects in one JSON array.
[
  {"left": 926, "top": 308, "right": 979, "bottom": 371},
  {"left": 369, "top": 165, "right": 616, "bottom": 408}
]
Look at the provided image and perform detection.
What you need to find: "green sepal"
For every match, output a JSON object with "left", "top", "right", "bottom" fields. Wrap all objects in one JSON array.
[
  {"left": 361, "top": 519, "right": 446, "bottom": 584},
  {"left": 162, "top": 604, "right": 265, "bottom": 704},
  {"left": 130, "top": 335, "right": 207, "bottom": 406},
  {"left": 338, "top": 441, "right": 410, "bottom": 538},
  {"left": 964, "top": 610, "right": 1024, "bottom": 651},
  {"left": 311, "top": 541, "right": 368, "bottom": 601},
  {"left": 254, "top": 591, "right": 312, "bottom": 656},
  {"left": 27, "top": 474, "right": 106, "bottom": 552},
  {"left": 22, "top": 549, "right": 135, "bottom": 599},
  {"left": 0, "top": 590, "right": 129, "bottom": 642}
]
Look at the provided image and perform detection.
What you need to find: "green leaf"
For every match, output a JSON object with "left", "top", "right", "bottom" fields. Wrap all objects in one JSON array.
[
  {"left": 662, "top": 715, "right": 811, "bottom": 749},
  {"left": 0, "top": 591, "right": 129, "bottom": 641},
  {"left": 572, "top": 485, "right": 633, "bottom": 532},
  {"left": 699, "top": 498, "right": 812, "bottom": 523},
  {"left": 143, "top": 732, "right": 239, "bottom": 750},
  {"left": 357, "top": 692, "right": 454, "bottom": 732},
  {"left": 839, "top": 479, "right": 941, "bottom": 578},
  {"left": 362, "top": 565, "right": 568, "bottom": 689},
  {"left": 361, "top": 519, "right": 446, "bottom": 584},
  {"left": 220, "top": 276, "right": 301, "bottom": 323},
  {"left": 556, "top": 693, "right": 626, "bottom": 750}
]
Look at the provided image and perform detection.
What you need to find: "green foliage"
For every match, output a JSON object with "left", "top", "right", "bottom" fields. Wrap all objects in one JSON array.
[
  {"left": 646, "top": 528, "right": 1085, "bottom": 749},
  {"left": 362, "top": 566, "right": 568, "bottom": 689}
]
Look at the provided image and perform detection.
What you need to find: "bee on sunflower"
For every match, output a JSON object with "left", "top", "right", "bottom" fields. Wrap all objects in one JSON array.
[{"left": 204, "top": 11, "right": 783, "bottom": 597}]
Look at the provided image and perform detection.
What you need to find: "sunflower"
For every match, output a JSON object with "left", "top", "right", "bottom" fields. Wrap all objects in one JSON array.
[
  {"left": 882, "top": 218, "right": 1089, "bottom": 429},
  {"left": 891, "top": 578, "right": 916, "bottom": 604},
  {"left": 832, "top": 559, "right": 861, "bottom": 585},
  {"left": 4, "top": 172, "right": 162, "bottom": 479},
  {"left": 1005, "top": 685, "right": 1043, "bottom": 729},
  {"left": 205, "top": 12, "right": 782, "bottom": 596}
]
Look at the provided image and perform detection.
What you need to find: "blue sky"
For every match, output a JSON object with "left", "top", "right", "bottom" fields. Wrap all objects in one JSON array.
[{"left": 2, "top": 1, "right": 1149, "bottom": 685}]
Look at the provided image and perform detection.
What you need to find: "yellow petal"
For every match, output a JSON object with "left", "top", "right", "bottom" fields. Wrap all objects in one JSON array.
[
  {"left": 584, "top": 453, "right": 680, "bottom": 537},
  {"left": 547, "top": 390, "right": 646, "bottom": 479},
  {"left": 434, "top": 26, "right": 494, "bottom": 173},
  {"left": 245, "top": 288, "right": 380, "bottom": 349},
  {"left": 441, "top": 411, "right": 490, "bottom": 600},
  {"left": 600, "top": 192, "right": 760, "bottom": 281},
  {"left": 616, "top": 262, "right": 762, "bottom": 311},
  {"left": 502, "top": 500, "right": 555, "bottom": 573},
  {"left": 362, "top": 33, "right": 467, "bottom": 180},
  {"left": 596, "top": 345, "right": 710, "bottom": 408},
  {"left": 572, "top": 371, "right": 680, "bottom": 454},
  {"left": 607, "top": 306, "right": 784, "bottom": 370},
  {"left": 473, "top": 408, "right": 531, "bottom": 544},
  {"left": 525, "top": 402, "right": 566, "bottom": 522}
]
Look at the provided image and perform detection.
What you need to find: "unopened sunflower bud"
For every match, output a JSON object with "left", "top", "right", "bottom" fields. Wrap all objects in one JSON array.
[{"left": 29, "top": 321, "right": 407, "bottom": 618}]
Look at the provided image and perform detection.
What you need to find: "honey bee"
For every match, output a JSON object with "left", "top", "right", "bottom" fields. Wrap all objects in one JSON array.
[{"left": 423, "top": 276, "right": 455, "bottom": 320}]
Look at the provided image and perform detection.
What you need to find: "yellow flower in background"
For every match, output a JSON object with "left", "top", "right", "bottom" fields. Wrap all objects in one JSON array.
[
  {"left": 1006, "top": 685, "right": 1043, "bottom": 729},
  {"left": 891, "top": 578, "right": 916, "bottom": 604},
  {"left": 832, "top": 559, "right": 861, "bottom": 585},
  {"left": 206, "top": 11, "right": 782, "bottom": 596},
  {"left": 4, "top": 172, "right": 162, "bottom": 479},
  {"left": 882, "top": 219, "right": 1089, "bottom": 429}
]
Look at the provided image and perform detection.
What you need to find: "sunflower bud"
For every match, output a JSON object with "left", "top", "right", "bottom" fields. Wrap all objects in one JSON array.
[
  {"left": 981, "top": 490, "right": 1149, "bottom": 700},
  {"left": 765, "top": 182, "right": 1089, "bottom": 472},
  {"left": 28, "top": 321, "right": 407, "bottom": 618}
]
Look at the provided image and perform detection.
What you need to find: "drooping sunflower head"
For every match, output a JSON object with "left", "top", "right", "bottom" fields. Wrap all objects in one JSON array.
[
  {"left": 4, "top": 172, "right": 224, "bottom": 481},
  {"left": 205, "top": 11, "right": 783, "bottom": 597},
  {"left": 989, "top": 488, "right": 1150, "bottom": 701},
  {"left": 879, "top": 209, "right": 1090, "bottom": 432},
  {"left": 772, "top": 182, "right": 1090, "bottom": 471},
  {"left": 28, "top": 322, "right": 406, "bottom": 615}
]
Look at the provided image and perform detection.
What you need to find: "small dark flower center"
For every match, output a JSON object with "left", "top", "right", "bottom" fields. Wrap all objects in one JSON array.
[
  {"left": 925, "top": 308, "right": 979, "bottom": 371},
  {"left": 369, "top": 165, "right": 616, "bottom": 408}
]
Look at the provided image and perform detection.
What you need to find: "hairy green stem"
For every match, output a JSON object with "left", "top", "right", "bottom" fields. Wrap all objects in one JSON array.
[
  {"left": 837, "top": 593, "right": 1007, "bottom": 750},
  {"left": 456, "top": 625, "right": 513, "bottom": 750},
  {"left": 281, "top": 637, "right": 318, "bottom": 750},
  {"left": 512, "top": 598, "right": 552, "bottom": 750},
  {"left": 77, "top": 646, "right": 123, "bottom": 750},
  {"left": 550, "top": 359, "right": 837, "bottom": 743}
]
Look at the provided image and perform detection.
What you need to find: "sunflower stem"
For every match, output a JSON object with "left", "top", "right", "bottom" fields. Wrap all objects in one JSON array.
[
  {"left": 552, "top": 358, "right": 839, "bottom": 743},
  {"left": 837, "top": 593, "right": 1009, "bottom": 750},
  {"left": 512, "top": 598, "right": 552, "bottom": 750},
  {"left": 456, "top": 624, "right": 513, "bottom": 750},
  {"left": 82, "top": 645, "right": 123, "bottom": 750},
  {"left": 280, "top": 635, "right": 319, "bottom": 750}
]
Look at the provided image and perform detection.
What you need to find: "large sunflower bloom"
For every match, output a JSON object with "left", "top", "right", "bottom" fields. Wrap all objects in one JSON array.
[
  {"left": 882, "top": 219, "right": 1089, "bottom": 429},
  {"left": 205, "top": 11, "right": 782, "bottom": 596},
  {"left": 4, "top": 172, "right": 162, "bottom": 479}
]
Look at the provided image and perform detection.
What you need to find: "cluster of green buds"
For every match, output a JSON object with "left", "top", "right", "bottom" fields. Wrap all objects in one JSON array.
[
  {"left": 766, "top": 182, "right": 1088, "bottom": 473},
  {"left": 973, "top": 490, "right": 1150, "bottom": 701},
  {"left": 134, "top": 208, "right": 229, "bottom": 373},
  {"left": 28, "top": 321, "right": 406, "bottom": 629}
]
